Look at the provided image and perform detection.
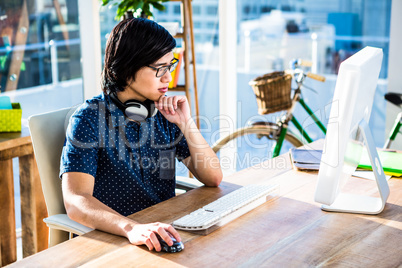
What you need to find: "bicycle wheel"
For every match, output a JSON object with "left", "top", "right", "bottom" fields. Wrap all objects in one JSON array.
[{"left": 212, "top": 124, "right": 303, "bottom": 170}]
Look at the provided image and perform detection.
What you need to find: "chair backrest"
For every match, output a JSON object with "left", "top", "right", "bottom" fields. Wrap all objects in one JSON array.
[{"left": 28, "top": 106, "right": 78, "bottom": 217}]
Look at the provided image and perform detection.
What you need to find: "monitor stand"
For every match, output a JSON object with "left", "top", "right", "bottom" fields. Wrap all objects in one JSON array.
[{"left": 321, "top": 119, "right": 390, "bottom": 215}]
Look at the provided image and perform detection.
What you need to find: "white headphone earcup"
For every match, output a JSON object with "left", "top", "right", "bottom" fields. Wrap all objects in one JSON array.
[
  {"left": 151, "top": 105, "right": 158, "bottom": 117},
  {"left": 124, "top": 101, "right": 149, "bottom": 121},
  {"left": 144, "top": 99, "right": 158, "bottom": 118}
]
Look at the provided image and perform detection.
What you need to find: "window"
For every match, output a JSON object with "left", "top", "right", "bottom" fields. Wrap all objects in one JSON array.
[
  {"left": 195, "top": 34, "right": 203, "bottom": 43},
  {"left": 261, "top": 6, "right": 273, "bottom": 13},
  {"left": 193, "top": 5, "right": 201, "bottom": 15},
  {"left": 236, "top": 0, "right": 392, "bottom": 170},
  {"left": 161, "top": 5, "right": 169, "bottom": 13},
  {"left": 206, "top": 6, "right": 218, "bottom": 15},
  {"left": 0, "top": 0, "right": 83, "bottom": 234},
  {"left": 0, "top": 0, "right": 83, "bottom": 112},
  {"left": 204, "top": 34, "right": 212, "bottom": 42},
  {"left": 243, "top": 5, "right": 250, "bottom": 15},
  {"left": 173, "top": 5, "right": 181, "bottom": 15},
  {"left": 206, "top": 22, "right": 215, "bottom": 29},
  {"left": 194, "top": 21, "right": 202, "bottom": 28}
]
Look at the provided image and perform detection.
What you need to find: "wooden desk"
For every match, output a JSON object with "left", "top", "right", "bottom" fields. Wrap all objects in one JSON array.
[
  {"left": 0, "top": 128, "right": 48, "bottom": 266},
  {"left": 7, "top": 148, "right": 402, "bottom": 267}
]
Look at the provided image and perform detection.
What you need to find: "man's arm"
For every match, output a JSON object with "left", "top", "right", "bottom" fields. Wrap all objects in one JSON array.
[
  {"left": 62, "top": 172, "right": 181, "bottom": 251},
  {"left": 179, "top": 117, "right": 223, "bottom": 186},
  {"left": 155, "top": 95, "right": 223, "bottom": 186}
]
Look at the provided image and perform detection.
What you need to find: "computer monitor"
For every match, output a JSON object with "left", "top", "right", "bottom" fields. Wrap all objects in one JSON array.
[{"left": 314, "top": 46, "right": 390, "bottom": 214}]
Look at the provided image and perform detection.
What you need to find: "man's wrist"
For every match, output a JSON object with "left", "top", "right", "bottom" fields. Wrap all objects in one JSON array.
[
  {"left": 177, "top": 116, "right": 196, "bottom": 131},
  {"left": 121, "top": 220, "right": 139, "bottom": 238}
]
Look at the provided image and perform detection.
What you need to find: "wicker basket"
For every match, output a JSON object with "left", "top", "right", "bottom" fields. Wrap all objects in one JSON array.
[{"left": 249, "top": 71, "right": 292, "bottom": 114}]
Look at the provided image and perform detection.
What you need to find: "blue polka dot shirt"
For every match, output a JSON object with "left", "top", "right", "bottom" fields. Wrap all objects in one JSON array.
[{"left": 60, "top": 93, "right": 191, "bottom": 216}]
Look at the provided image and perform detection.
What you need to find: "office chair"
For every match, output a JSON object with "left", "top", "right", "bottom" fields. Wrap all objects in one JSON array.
[{"left": 28, "top": 107, "right": 93, "bottom": 247}]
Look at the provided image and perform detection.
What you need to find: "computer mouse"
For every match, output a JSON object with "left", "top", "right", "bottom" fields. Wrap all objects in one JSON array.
[{"left": 156, "top": 234, "right": 184, "bottom": 253}]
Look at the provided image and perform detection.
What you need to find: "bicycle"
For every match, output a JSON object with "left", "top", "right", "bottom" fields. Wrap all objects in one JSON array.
[
  {"left": 384, "top": 92, "right": 402, "bottom": 149},
  {"left": 212, "top": 59, "right": 327, "bottom": 158}
]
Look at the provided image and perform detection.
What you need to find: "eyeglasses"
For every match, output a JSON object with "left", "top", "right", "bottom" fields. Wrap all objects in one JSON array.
[{"left": 147, "top": 58, "right": 179, "bottom": 78}]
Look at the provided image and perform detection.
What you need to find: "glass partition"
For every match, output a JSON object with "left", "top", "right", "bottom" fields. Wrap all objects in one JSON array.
[
  {"left": 0, "top": 0, "right": 83, "bottom": 118},
  {"left": 233, "top": 0, "right": 391, "bottom": 171},
  {"left": 0, "top": 0, "right": 84, "bottom": 243},
  {"left": 152, "top": 0, "right": 392, "bottom": 172}
]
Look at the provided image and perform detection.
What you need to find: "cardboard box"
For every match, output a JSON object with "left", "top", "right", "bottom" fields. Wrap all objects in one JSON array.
[{"left": 0, "top": 103, "right": 22, "bottom": 132}]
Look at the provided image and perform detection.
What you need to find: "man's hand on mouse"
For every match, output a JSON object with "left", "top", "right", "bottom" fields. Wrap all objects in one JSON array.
[{"left": 125, "top": 222, "right": 181, "bottom": 252}]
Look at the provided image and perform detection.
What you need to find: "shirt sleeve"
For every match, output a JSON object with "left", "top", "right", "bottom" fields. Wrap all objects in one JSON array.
[
  {"left": 60, "top": 105, "right": 100, "bottom": 178},
  {"left": 172, "top": 123, "right": 191, "bottom": 162}
]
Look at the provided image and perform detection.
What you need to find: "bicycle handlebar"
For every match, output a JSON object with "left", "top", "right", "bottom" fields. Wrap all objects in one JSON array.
[
  {"left": 285, "top": 69, "right": 326, "bottom": 83},
  {"left": 289, "top": 59, "right": 325, "bottom": 82},
  {"left": 298, "top": 60, "right": 313, "bottom": 67},
  {"left": 306, "top": 72, "right": 326, "bottom": 82},
  {"left": 290, "top": 59, "right": 312, "bottom": 69}
]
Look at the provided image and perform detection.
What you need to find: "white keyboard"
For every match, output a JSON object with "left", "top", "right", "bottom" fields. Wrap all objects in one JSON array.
[{"left": 172, "top": 184, "right": 279, "bottom": 231}]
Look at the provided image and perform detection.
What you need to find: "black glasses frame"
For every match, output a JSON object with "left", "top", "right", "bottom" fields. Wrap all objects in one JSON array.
[{"left": 147, "top": 58, "right": 179, "bottom": 78}]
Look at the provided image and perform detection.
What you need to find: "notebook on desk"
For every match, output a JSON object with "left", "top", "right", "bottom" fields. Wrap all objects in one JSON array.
[
  {"left": 289, "top": 148, "right": 322, "bottom": 171},
  {"left": 289, "top": 148, "right": 402, "bottom": 177}
]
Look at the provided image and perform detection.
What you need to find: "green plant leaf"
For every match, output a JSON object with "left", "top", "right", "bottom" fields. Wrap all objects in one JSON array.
[
  {"left": 142, "top": 3, "right": 152, "bottom": 17},
  {"left": 116, "top": 0, "right": 132, "bottom": 17},
  {"left": 130, "top": 1, "right": 143, "bottom": 11},
  {"left": 151, "top": 2, "right": 165, "bottom": 11},
  {"left": 105, "top": 0, "right": 170, "bottom": 19},
  {"left": 100, "top": 0, "right": 110, "bottom": 6},
  {"left": 117, "top": 0, "right": 128, "bottom": 11}
]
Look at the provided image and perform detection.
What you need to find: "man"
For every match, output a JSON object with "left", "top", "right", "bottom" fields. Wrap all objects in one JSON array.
[{"left": 60, "top": 18, "right": 222, "bottom": 252}]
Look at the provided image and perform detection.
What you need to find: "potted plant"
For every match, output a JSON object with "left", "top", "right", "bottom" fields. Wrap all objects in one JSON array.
[{"left": 100, "top": 0, "right": 171, "bottom": 19}]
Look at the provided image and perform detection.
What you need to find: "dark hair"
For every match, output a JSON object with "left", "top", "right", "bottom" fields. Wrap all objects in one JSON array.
[{"left": 102, "top": 18, "right": 176, "bottom": 94}]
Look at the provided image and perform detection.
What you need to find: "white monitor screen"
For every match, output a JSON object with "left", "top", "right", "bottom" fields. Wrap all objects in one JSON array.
[{"left": 314, "top": 46, "right": 386, "bottom": 211}]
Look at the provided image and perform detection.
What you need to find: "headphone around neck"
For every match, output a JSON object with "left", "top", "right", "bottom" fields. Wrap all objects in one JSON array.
[{"left": 109, "top": 92, "right": 157, "bottom": 121}]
